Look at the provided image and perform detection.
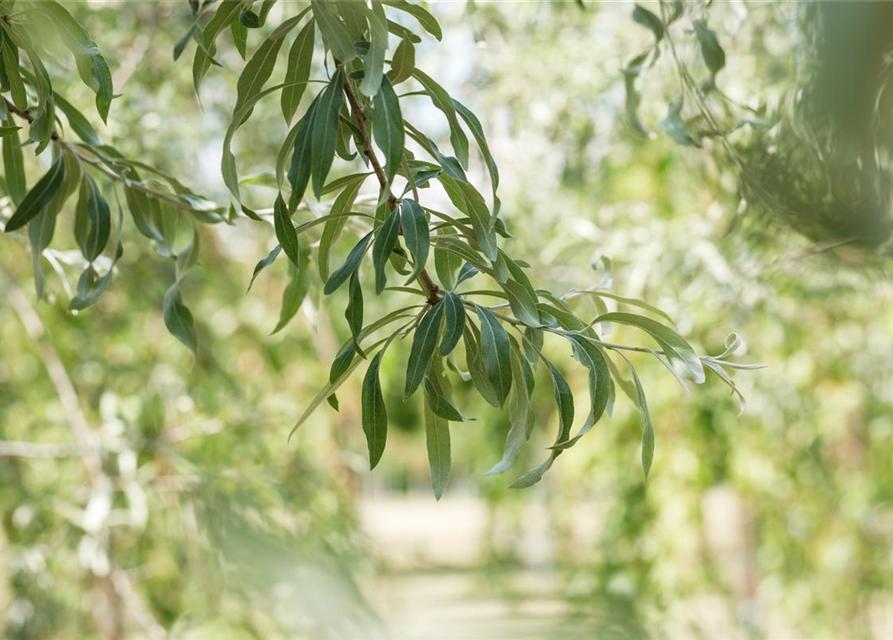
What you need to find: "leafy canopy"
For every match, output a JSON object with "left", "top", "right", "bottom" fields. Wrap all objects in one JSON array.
[{"left": 0, "top": 0, "right": 758, "bottom": 498}]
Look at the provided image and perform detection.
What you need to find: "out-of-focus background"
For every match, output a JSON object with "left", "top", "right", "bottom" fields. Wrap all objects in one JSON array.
[{"left": 2, "top": 2, "right": 893, "bottom": 639}]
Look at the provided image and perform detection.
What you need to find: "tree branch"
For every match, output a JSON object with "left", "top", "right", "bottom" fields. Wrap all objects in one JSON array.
[{"left": 339, "top": 71, "right": 441, "bottom": 305}]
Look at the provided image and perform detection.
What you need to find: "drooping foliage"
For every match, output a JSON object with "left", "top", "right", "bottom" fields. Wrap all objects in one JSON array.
[
  {"left": 624, "top": 0, "right": 893, "bottom": 256},
  {"left": 0, "top": 0, "right": 757, "bottom": 497}
]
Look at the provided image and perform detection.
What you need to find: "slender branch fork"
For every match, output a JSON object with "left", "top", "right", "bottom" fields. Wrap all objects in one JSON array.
[{"left": 338, "top": 67, "right": 441, "bottom": 306}]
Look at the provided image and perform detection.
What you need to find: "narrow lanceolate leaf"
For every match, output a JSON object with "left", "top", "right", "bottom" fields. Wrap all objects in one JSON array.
[
  {"left": 373, "top": 209, "right": 401, "bottom": 294},
  {"left": 282, "top": 20, "right": 315, "bottom": 123},
  {"left": 324, "top": 231, "right": 373, "bottom": 295},
  {"left": 595, "top": 312, "right": 705, "bottom": 383},
  {"left": 412, "top": 69, "right": 469, "bottom": 168},
  {"left": 345, "top": 271, "right": 364, "bottom": 350},
  {"left": 288, "top": 97, "right": 320, "bottom": 210},
  {"left": 163, "top": 285, "right": 198, "bottom": 356},
  {"left": 503, "top": 279, "right": 540, "bottom": 327},
  {"left": 424, "top": 401, "right": 451, "bottom": 500},
  {"left": 439, "top": 291, "right": 465, "bottom": 357},
  {"left": 28, "top": 206, "right": 56, "bottom": 300},
  {"left": 424, "top": 373, "right": 470, "bottom": 422},
  {"left": 310, "top": 0, "right": 357, "bottom": 63},
  {"left": 389, "top": 37, "right": 414, "bottom": 85},
  {"left": 1, "top": 34, "right": 26, "bottom": 110},
  {"left": 434, "top": 240, "right": 462, "bottom": 290},
  {"left": 359, "top": 1, "right": 388, "bottom": 97},
  {"left": 617, "top": 352, "right": 655, "bottom": 479},
  {"left": 372, "top": 76, "right": 404, "bottom": 185},
  {"left": 487, "top": 347, "right": 532, "bottom": 476},
  {"left": 475, "top": 305, "right": 512, "bottom": 407},
  {"left": 318, "top": 173, "right": 367, "bottom": 280},
  {"left": 382, "top": 0, "right": 442, "bottom": 41},
  {"left": 233, "top": 15, "right": 302, "bottom": 119},
  {"left": 552, "top": 333, "right": 610, "bottom": 450},
  {"left": 5, "top": 156, "right": 66, "bottom": 232},
  {"left": 311, "top": 68, "right": 344, "bottom": 198},
  {"left": 193, "top": 0, "right": 242, "bottom": 93},
  {"left": 273, "top": 193, "right": 300, "bottom": 267},
  {"left": 693, "top": 19, "right": 726, "bottom": 79},
  {"left": 454, "top": 100, "right": 501, "bottom": 217},
  {"left": 2, "top": 121, "right": 26, "bottom": 205},
  {"left": 405, "top": 302, "right": 445, "bottom": 399},
  {"left": 362, "top": 349, "right": 389, "bottom": 469},
  {"left": 632, "top": 4, "right": 664, "bottom": 43},
  {"left": 248, "top": 245, "right": 282, "bottom": 292},
  {"left": 81, "top": 177, "right": 111, "bottom": 262},
  {"left": 400, "top": 199, "right": 429, "bottom": 282},
  {"left": 272, "top": 247, "right": 310, "bottom": 334},
  {"left": 510, "top": 361, "right": 574, "bottom": 489}
]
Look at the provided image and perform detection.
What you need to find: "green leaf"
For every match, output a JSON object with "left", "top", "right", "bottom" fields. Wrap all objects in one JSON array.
[
  {"left": 632, "top": 4, "right": 664, "bottom": 42},
  {"left": 79, "top": 176, "right": 111, "bottom": 262},
  {"left": 552, "top": 333, "right": 610, "bottom": 450},
  {"left": 439, "top": 291, "right": 465, "bottom": 357},
  {"left": 28, "top": 206, "right": 56, "bottom": 300},
  {"left": 412, "top": 69, "right": 469, "bottom": 168},
  {"left": 282, "top": 20, "right": 316, "bottom": 123},
  {"left": 247, "top": 245, "right": 282, "bottom": 292},
  {"left": 400, "top": 198, "right": 429, "bottom": 283},
  {"left": 389, "top": 37, "right": 415, "bottom": 85},
  {"left": 5, "top": 156, "right": 66, "bottom": 233},
  {"left": 454, "top": 100, "right": 501, "bottom": 218},
  {"left": 623, "top": 51, "right": 651, "bottom": 138},
  {"left": 617, "top": 352, "right": 655, "bottom": 479},
  {"left": 288, "top": 96, "right": 321, "bottom": 209},
  {"left": 373, "top": 208, "right": 401, "bottom": 294},
  {"left": 424, "top": 401, "right": 451, "bottom": 500},
  {"left": 487, "top": 346, "right": 533, "bottom": 476},
  {"left": 233, "top": 15, "right": 303, "bottom": 119},
  {"left": 231, "top": 18, "right": 247, "bottom": 58},
  {"left": 510, "top": 361, "right": 574, "bottom": 489},
  {"left": 382, "top": 0, "right": 442, "bottom": 41},
  {"left": 163, "top": 285, "right": 198, "bottom": 356},
  {"left": 273, "top": 193, "right": 300, "bottom": 267},
  {"left": 433, "top": 241, "right": 461, "bottom": 291},
  {"left": 362, "top": 348, "right": 389, "bottom": 469},
  {"left": 272, "top": 247, "right": 310, "bottom": 334},
  {"left": 424, "top": 369, "right": 470, "bottom": 423},
  {"left": 438, "top": 176, "right": 498, "bottom": 262},
  {"left": 503, "top": 279, "right": 540, "bottom": 327},
  {"left": 372, "top": 76, "right": 404, "bottom": 185},
  {"left": 345, "top": 271, "right": 365, "bottom": 349},
  {"left": 475, "top": 305, "right": 512, "bottom": 407},
  {"left": 324, "top": 230, "right": 373, "bottom": 295},
  {"left": 660, "top": 96, "right": 700, "bottom": 147},
  {"left": 596, "top": 312, "right": 705, "bottom": 383},
  {"left": 311, "top": 0, "right": 357, "bottom": 63},
  {"left": 693, "top": 19, "right": 726, "bottom": 78},
  {"left": 318, "top": 173, "right": 367, "bottom": 280},
  {"left": 404, "top": 302, "right": 445, "bottom": 398},
  {"left": 359, "top": 1, "right": 388, "bottom": 97},
  {"left": 2, "top": 119, "right": 26, "bottom": 206},
  {"left": 464, "top": 322, "right": 500, "bottom": 408},
  {"left": 193, "top": 0, "right": 242, "bottom": 93},
  {"left": 1, "top": 35, "right": 26, "bottom": 110},
  {"left": 311, "top": 68, "right": 344, "bottom": 198},
  {"left": 55, "top": 94, "right": 102, "bottom": 145}
]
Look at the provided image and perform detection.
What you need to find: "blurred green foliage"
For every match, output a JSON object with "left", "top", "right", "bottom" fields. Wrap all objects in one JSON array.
[{"left": 1, "top": 2, "right": 893, "bottom": 639}]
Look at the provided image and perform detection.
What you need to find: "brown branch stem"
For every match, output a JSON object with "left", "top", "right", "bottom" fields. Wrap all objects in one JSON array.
[{"left": 339, "top": 70, "right": 441, "bottom": 305}]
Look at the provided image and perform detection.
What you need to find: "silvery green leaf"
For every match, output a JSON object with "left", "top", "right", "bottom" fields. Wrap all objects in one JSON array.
[{"left": 404, "top": 302, "right": 444, "bottom": 398}]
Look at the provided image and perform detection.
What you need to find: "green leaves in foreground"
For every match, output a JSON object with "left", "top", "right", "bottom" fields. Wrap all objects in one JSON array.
[
  {"left": 405, "top": 301, "right": 445, "bottom": 398},
  {"left": 362, "top": 348, "right": 389, "bottom": 469},
  {"left": 4, "top": 155, "right": 66, "bottom": 232}
]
